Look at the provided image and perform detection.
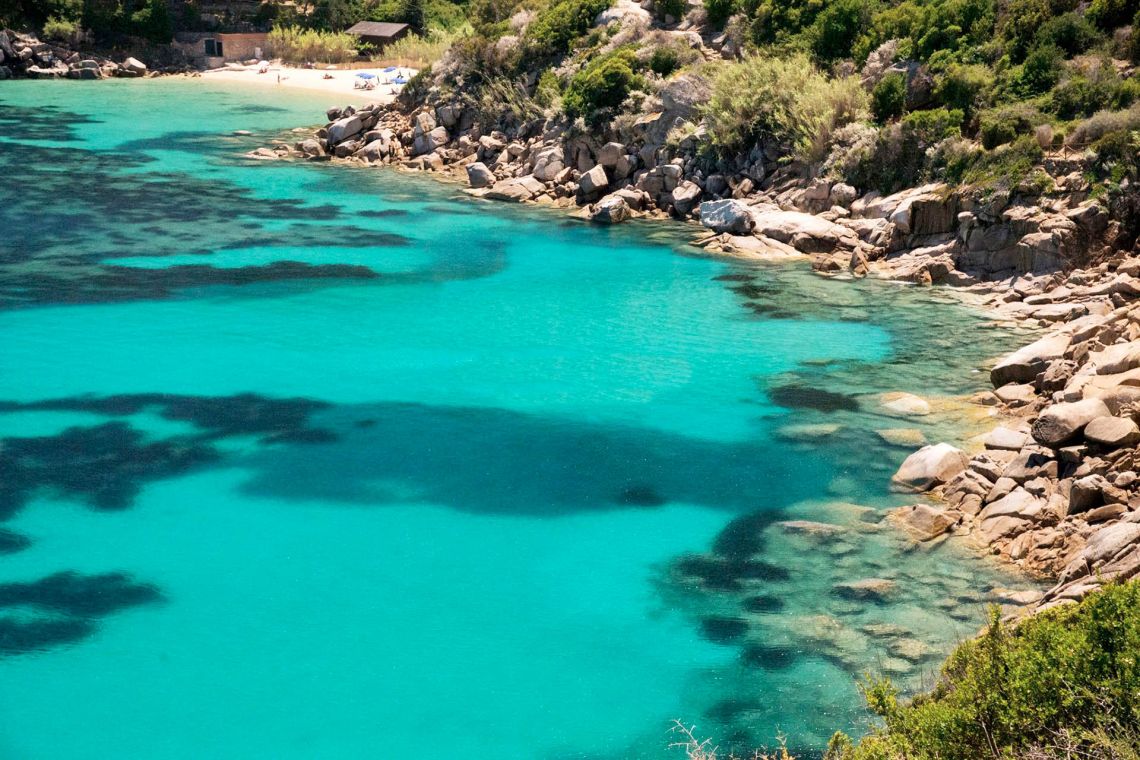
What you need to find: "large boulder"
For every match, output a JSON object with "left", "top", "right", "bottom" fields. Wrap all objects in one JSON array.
[
  {"left": 891, "top": 503, "right": 958, "bottom": 541},
  {"left": 1031, "top": 398, "right": 1112, "bottom": 447},
  {"left": 531, "top": 146, "right": 565, "bottom": 182},
  {"left": 670, "top": 181, "right": 702, "bottom": 215},
  {"left": 327, "top": 113, "right": 366, "bottom": 145},
  {"left": 589, "top": 195, "right": 632, "bottom": 224},
  {"left": 990, "top": 332, "right": 1071, "bottom": 386},
  {"left": 699, "top": 199, "right": 755, "bottom": 234},
  {"left": 122, "top": 56, "right": 147, "bottom": 75},
  {"left": 466, "top": 162, "right": 495, "bottom": 189},
  {"left": 414, "top": 126, "right": 448, "bottom": 156},
  {"left": 891, "top": 443, "right": 969, "bottom": 492},
  {"left": 1076, "top": 522, "right": 1140, "bottom": 567},
  {"left": 578, "top": 164, "right": 609, "bottom": 196},
  {"left": 484, "top": 175, "right": 546, "bottom": 202},
  {"left": 1083, "top": 416, "right": 1140, "bottom": 448},
  {"left": 750, "top": 206, "right": 857, "bottom": 253},
  {"left": 597, "top": 142, "right": 625, "bottom": 168}
]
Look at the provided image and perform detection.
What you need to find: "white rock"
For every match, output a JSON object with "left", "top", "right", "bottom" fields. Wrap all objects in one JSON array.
[
  {"left": 699, "top": 199, "right": 755, "bottom": 235},
  {"left": 891, "top": 443, "right": 969, "bottom": 492},
  {"left": 880, "top": 392, "right": 931, "bottom": 416}
]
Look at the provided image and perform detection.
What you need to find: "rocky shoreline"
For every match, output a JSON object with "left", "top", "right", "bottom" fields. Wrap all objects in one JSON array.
[
  {"left": 256, "top": 97, "right": 1140, "bottom": 612},
  {"left": 0, "top": 29, "right": 153, "bottom": 80}
]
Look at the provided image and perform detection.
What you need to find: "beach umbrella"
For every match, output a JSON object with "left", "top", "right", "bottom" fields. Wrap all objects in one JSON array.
[
  {"left": 393, "top": 75, "right": 408, "bottom": 84},
  {"left": 382, "top": 66, "right": 397, "bottom": 72},
  {"left": 355, "top": 72, "right": 377, "bottom": 79}
]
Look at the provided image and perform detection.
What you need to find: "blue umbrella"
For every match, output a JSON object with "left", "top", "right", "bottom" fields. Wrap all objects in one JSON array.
[
  {"left": 382, "top": 66, "right": 397, "bottom": 72},
  {"left": 355, "top": 72, "right": 377, "bottom": 79},
  {"left": 393, "top": 75, "right": 408, "bottom": 84}
]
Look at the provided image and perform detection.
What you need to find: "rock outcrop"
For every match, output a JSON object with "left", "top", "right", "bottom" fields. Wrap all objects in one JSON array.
[{"left": 0, "top": 29, "right": 160, "bottom": 79}]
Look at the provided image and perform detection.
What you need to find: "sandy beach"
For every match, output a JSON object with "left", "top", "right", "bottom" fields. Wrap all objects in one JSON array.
[{"left": 199, "top": 63, "right": 416, "bottom": 103}]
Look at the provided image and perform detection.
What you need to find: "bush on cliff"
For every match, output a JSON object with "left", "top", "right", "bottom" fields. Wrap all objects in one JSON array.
[
  {"left": 871, "top": 72, "right": 907, "bottom": 124},
  {"left": 563, "top": 47, "right": 645, "bottom": 124},
  {"left": 704, "top": 53, "right": 868, "bottom": 161},
  {"left": 827, "top": 579, "right": 1140, "bottom": 760},
  {"left": 523, "top": 0, "right": 612, "bottom": 59}
]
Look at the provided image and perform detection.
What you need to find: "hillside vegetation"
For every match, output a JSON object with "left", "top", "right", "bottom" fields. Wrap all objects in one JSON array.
[
  {"left": 394, "top": 0, "right": 1138, "bottom": 197},
  {"left": 823, "top": 579, "right": 1140, "bottom": 760}
]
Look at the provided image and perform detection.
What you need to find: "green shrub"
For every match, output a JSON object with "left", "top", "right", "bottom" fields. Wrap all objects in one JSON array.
[
  {"left": 1093, "top": 128, "right": 1137, "bottom": 164},
  {"left": 745, "top": 0, "right": 821, "bottom": 46},
  {"left": 1035, "top": 11, "right": 1102, "bottom": 55},
  {"left": 562, "top": 47, "right": 644, "bottom": 123},
  {"left": 839, "top": 108, "right": 964, "bottom": 192},
  {"left": 902, "top": 106, "right": 964, "bottom": 141},
  {"left": 808, "top": 0, "right": 872, "bottom": 62},
  {"left": 656, "top": 0, "right": 686, "bottom": 21},
  {"left": 831, "top": 580, "right": 1140, "bottom": 760},
  {"left": 1051, "top": 75, "right": 1117, "bottom": 119},
  {"left": 703, "top": 52, "right": 869, "bottom": 161},
  {"left": 423, "top": 0, "right": 467, "bottom": 30},
  {"left": 934, "top": 63, "right": 994, "bottom": 121},
  {"left": 872, "top": 72, "right": 907, "bottom": 123},
  {"left": 648, "top": 45, "right": 681, "bottom": 76},
  {"left": 523, "top": 0, "right": 611, "bottom": 58},
  {"left": 267, "top": 25, "right": 359, "bottom": 63},
  {"left": 129, "top": 0, "right": 171, "bottom": 42},
  {"left": 42, "top": 15, "right": 79, "bottom": 40},
  {"left": 1015, "top": 44, "right": 1063, "bottom": 96},
  {"left": 999, "top": 0, "right": 1053, "bottom": 61},
  {"left": 703, "top": 0, "right": 737, "bottom": 27},
  {"left": 533, "top": 68, "right": 561, "bottom": 108},
  {"left": 1088, "top": 0, "right": 1134, "bottom": 31},
  {"left": 1115, "top": 77, "right": 1140, "bottom": 109},
  {"left": 978, "top": 102, "right": 1045, "bottom": 147},
  {"left": 1132, "top": 8, "right": 1140, "bottom": 63}
]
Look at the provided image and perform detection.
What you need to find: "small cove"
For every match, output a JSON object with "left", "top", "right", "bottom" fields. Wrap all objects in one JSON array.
[{"left": 0, "top": 78, "right": 1038, "bottom": 758}]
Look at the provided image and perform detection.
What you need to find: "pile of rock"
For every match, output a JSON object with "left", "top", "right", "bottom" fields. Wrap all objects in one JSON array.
[
  {"left": 890, "top": 288, "right": 1140, "bottom": 611},
  {"left": 0, "top": 30, "right": 148, "bottom": 80},
  {"left": 255, "top": 103, "right": 413, "bottom": 164},
  {"left": 275, "top": 98, "right": 1122, "bottom": 297}
]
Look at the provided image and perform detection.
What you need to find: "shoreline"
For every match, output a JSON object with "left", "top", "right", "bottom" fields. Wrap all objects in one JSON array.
[
  {"left": 251, "top": 97, "right": 1140, "bottom": 613},
  {"left": 196, "top": 63, "right": 416, "bottom": 102}
]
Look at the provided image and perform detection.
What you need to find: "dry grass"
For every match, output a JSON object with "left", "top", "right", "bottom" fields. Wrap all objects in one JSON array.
[
  {"left": 267, "top": 26, "right": 358, "bottom": 64},
  {"left": 669, "top": 720, "right": 795, "bottom": 760},
  {"left": 702, "top": 53, "right": 868, "bottom": 163},
  {"left": 370, "top": 27, "right": 467, "bottom": 68}
]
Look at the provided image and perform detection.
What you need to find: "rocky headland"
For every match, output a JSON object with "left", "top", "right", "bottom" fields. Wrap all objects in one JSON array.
[
  {"left": 255, "top": 90, "right": 1140, "bottom": 615},
  {"left": 0, "top": 29, "right": 152, "bottom": 80}
]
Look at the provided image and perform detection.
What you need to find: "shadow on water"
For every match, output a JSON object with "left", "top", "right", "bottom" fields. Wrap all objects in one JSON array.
[
  {"left": 0, "top": 136, "right": 513, "bottom": 308},
  {"left": 0, "top": 572, "right": 162, "bottom": 656},
  {"left": 0, "top": 100, "right": 103, "bottom": 143},
  {"left": 0, "top": 393, "right": 834, "bottom": 520}
]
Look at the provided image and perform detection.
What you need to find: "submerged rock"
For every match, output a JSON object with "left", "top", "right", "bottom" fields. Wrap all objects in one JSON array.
[
  {"left": 891, "top": 443, "right": 968, "bottom": 492},
  {"left": 834, "top": 578, "right": 898, "bottom": 601}
]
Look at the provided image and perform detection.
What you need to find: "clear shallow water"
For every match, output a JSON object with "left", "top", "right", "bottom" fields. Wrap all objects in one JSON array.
[{"left": 0, "top": 79, "right": 1035, "bottom": 758}]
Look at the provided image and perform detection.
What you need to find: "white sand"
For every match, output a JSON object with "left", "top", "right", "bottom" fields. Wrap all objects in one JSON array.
[{"left": 199, "top": 63, "right": 417, "bottom": 104}]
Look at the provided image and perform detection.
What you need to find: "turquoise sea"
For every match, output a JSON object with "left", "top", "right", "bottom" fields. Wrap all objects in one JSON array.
[{"left": 0, "top": 79, "right": 1034, "bottom": 758}]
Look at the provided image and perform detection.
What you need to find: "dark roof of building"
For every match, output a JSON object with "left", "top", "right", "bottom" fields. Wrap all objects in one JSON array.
[{"left": 345, "top": 21, "right": 411, "bottom": 38}]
